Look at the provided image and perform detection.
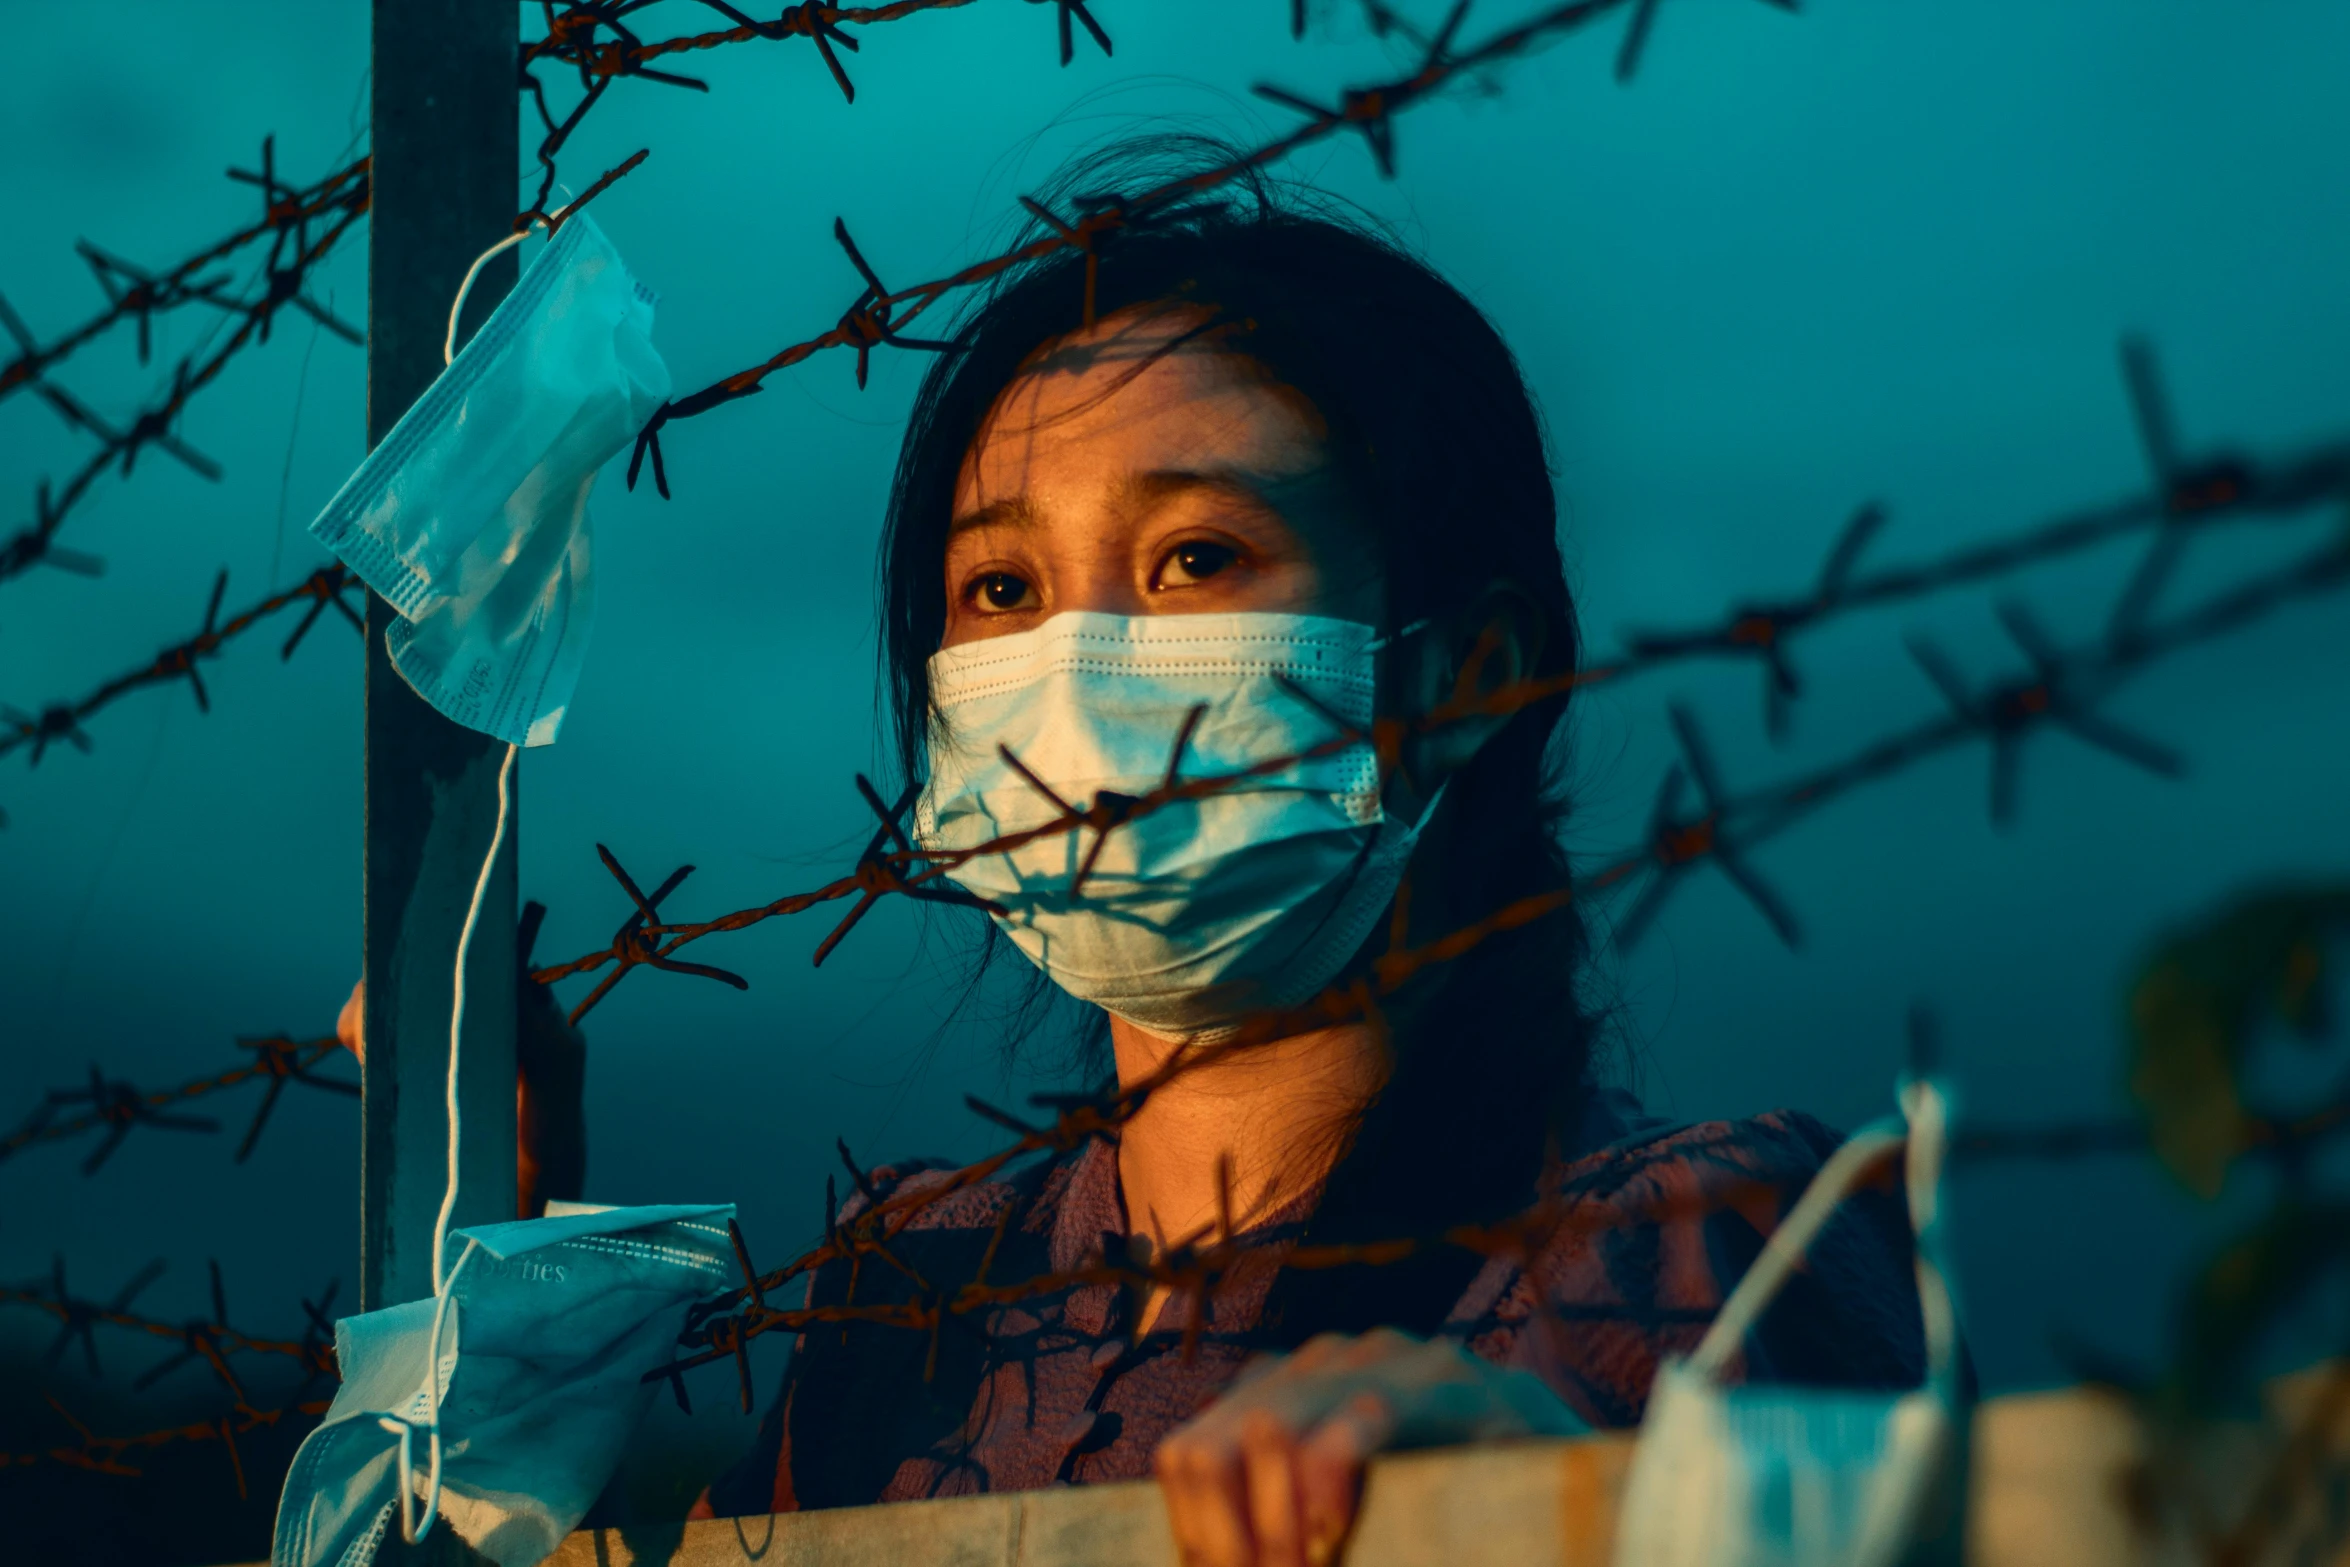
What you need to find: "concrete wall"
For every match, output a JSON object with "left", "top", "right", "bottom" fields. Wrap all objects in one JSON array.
[{"left": 540, "top": 1369, "right": 2350, "bottom": 1567}]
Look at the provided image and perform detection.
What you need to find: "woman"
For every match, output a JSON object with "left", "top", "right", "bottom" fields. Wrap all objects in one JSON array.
[
  {"left": 347, "top": 147, "right": 1927, "bottom": 1567},
  {"left": 705, "top": 144, "right": 1927, "bottom": 1564}
]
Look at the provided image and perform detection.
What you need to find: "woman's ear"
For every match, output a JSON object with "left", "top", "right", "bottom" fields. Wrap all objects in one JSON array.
[{"left": 1396, "top": 582, "right": 1547, "bottom": 791}]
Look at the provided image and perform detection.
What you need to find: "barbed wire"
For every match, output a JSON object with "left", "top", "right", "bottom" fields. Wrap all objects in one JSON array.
[
  {"left": 0, "top": 565, "right": 363, "bottom": 782},
  {"left": 0, "top": 1394, "right": 334, "bottom": 1496},
  {"left": 0, "top": 1257, "right": 340, "bottom": 1493},
  {"left": 518, "top": 0, "right": 1110, "bottom": 232},
  {"left": 616, "top": 0, "right": 1786, "bottom": 488},
  {"left": 1613, "top": 337, "right": 2350, "bottom": 740},
  {"left": 639, "top": 902, "right": 2350, "bottom": 1417},
  {"left": 525, "top": 487, "right": 2348, "bottom": 1023},
  {"left": 0, "top": 0, "right": 1117, "bottom": 808},
  {"left": 11, "top": 504, "right": 2328, "bottom": 1182},
  {"left": 0, "top": 145, "right": 370, "bottom": 589},
  {"left": 4, "top": 380, "right": 2332, "bottom": 838},
  {"left": 594, "top": 521, "right": 2345, "bottom": 1407},
  {"left": 0, "top": 1036, "right": 355, "bottom": 1175}
]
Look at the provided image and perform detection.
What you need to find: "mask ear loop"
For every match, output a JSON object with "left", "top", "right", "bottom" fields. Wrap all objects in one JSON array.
[
  {"left": 442, "top": 186, "right": 583, "bottom": 367},
  {"left": 377, "top": 1237, "right": 477, "bottom": 1544},
  {"left": 1683, "top": 1084, "right": 1957, "bottom": 1389},
  {"left": 445, "top": 228, "right": 534, "bottom": 367},
  {"left": 381, "top": 741, "right": 512, "bottom": 1548},
  {"left": 1684, "top": 1118, "right": 1908, "bottom": 1382},
  {"left": 434, "top": 742, "right": 518, "bottom": 1293},
  {"left": 1898, "top": 1076, "right": 1959, "bottom": 1395}
]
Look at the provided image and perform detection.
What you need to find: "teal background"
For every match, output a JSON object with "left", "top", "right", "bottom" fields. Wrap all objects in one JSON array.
[{"left": 1, "top": 0, "right": 2347, "bottom": 1543}]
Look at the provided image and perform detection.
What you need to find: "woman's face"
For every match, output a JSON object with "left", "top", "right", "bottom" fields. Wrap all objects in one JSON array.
[{"left": 943, "top": 307, "right": 1385, "bottom": 648}]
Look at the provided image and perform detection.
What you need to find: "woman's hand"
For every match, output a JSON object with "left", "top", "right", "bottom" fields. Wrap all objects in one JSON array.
[
  {"left": 1153, "top": 1327, "right": 1585, "bottom": 1567},
  {"left": 335, "top": 978, "right": 367, "bottom": 1065},
  {"left": 332, "top": 966, "right": 587, "bottom": 1217}
]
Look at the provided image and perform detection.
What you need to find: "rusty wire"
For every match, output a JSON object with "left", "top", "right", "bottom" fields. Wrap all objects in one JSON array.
[
  {"left": 0, "top": 517, "right": 2339, "bottom": 1497},
  {"left": 0, "top": 1394, "right": 334, "bottom": 1496},
  {"left": 6, "top": 363, "right": 2333, "bottom": 821},
  {"left": 616, "top": 0, "right": 1794, "bottom": 489},
  {"left": 527, "top": 489, "right": 2349, "bottom": 1023},
  {"left": 0, "top": 0, "right": 1109, "bottom": 800},
  {"left": 0, "top": 145, "right": 370, "bottom": 588},
  {"left": 0, "top": 1258, "right": 340, "bottom": 1494},
  {"left": 0, "top": 1035, "right": 355, "bottom": 1175},
  {"left": 552, "top": 478, "right": 2349, "bottom": 1420},
  {"left": 644, "top": 961, "right": 2350, "bottom": 1418},
  {"left": 655, "top": 1149, "right": 1801, "bottom": 1411},
  {"left": 518, "top": 0, "right": 1110, "bottom": 232},
  {"left": 0, "top": 565, "right": 364, "bottom": 779}
]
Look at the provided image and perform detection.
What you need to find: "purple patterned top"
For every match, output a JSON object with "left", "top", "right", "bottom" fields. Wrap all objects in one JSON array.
[{"left": 704, "top": 1103, "right": 1926, "bottom": 1515}]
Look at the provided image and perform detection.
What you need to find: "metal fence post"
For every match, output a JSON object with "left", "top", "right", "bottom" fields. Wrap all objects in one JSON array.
[{"left": 362, "top": 3, "right": 520, "bottom": 1315}]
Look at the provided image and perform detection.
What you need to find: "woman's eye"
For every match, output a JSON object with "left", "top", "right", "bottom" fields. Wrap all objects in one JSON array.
[
  {"left": 970, "top": 572, "right": 1036, "bottom": 612},
  {"left": 1156, "top": 541, "right": 1239, "bottom": 588}
]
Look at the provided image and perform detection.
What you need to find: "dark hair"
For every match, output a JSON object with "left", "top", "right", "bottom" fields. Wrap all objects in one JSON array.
[{"left": 878, "top": 140, "right": 1605, "bottom": 1341}]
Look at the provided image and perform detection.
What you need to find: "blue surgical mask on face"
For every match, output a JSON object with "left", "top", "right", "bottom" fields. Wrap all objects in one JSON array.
[
  {"left": 308, "top": 212, "right": 668, "bottom": 746},
  {"left": 1612, "top": 1078, "right": 1967, "bottom": 1567},
  {"left": 270, "top": 1202, "right": 733, "bottom": 1567},
  {"left": 913, "top": 610, "right": 1439, "bottom": 1041}
]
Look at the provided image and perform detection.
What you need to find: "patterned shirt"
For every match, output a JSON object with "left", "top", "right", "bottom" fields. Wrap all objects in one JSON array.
[{"left": 704, "top": 1101, "right": 1926, "bottom": 1515}]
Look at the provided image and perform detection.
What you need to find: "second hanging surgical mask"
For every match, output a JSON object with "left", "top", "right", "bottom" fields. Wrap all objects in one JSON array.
[
  {"left": 271, "top": 1202, "right": 734, "bottom": 1567},
  {"left": 1612, "top": 1077, "right": 1967, "bottom": 1567},
  {"left": 309, "top": 213, "right": 669, "bottom": 746},
  {"left": 913, "top": 611, "right": 1432, "bottom": 1041}
]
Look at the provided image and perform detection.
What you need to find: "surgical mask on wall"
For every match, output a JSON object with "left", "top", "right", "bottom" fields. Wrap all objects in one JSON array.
[
  {"left": 1612, "top": 1077, "right": 1967, "bottom": 1567},
  {"left": 913, "top": 611, "right": 1437, "bottom": 1041},
  {"left": 308, "top": 212, "right": 669, "bottom": 747},
  {"left": 271, "top": 1202, "right": 733, "bottom": 1567}
]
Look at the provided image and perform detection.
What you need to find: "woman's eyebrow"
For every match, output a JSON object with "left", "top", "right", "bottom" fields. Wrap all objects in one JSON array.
[
  {"left": 1121, "top": 468, "right": 1296, "bottom": 518},
  {"left": 947, "top": 495, "right": 1036, "bottom": 537}
]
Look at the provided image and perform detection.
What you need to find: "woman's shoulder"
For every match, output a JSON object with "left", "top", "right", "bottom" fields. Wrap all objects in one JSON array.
[
  {"left": 1455, "top": 1106, "right": 1927, "bottom": 1425},
  {"left": 834, "top": 1142, "right": 1093, "bottom": 1237},
  {"left": 1560, "top": 1104, "right": 1854, "bottom": 1209}
]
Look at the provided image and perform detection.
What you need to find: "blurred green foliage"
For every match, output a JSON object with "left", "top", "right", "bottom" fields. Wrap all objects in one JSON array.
[
  {"left": 2124, "top": 884, "right": 2350, "bottom": 1412},
  {"left": 2129, "top": 886, "right": 2348, "bottom": 1199}
]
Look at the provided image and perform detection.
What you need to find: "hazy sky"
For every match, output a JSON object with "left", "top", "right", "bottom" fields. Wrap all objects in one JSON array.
[{"left": 3, "top": 0, "right": 2347, "bottom": 1478}]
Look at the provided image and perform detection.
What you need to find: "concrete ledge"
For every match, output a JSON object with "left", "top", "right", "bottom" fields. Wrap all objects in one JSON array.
[
  {"left": 231, "top": 1368, "right": 2350, "bottom": 1565},
  {"left": 549, "top": 1370, "right": 2350, "bottom": 1567},
  {"left": 548, "top": 1437, "right": 1633, "bottom": 1567}
]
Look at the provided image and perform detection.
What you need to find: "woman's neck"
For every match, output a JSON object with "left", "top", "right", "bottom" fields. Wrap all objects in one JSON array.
[{"left": 1108, "top": 1013, "right": 1389, "bottom": 1320}]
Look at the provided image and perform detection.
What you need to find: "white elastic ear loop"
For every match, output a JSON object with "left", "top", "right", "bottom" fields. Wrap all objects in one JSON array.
[
  {"left": 442, "top": 188, "right": 581, "bottom": 366},
  {"left": 373, "top": 1415, "right": 435, "bottom": 1545},
  {"left": 1900, "top": 1076, "right": 1959, "bottom": 1387},
  {"left": 391, "top": 731, "right": 509, "bottom": 1547},
  {"left": 379, "top": 1237, "right": 477, "bottom": 1544},
  {"left": 445, "top": 230, "right": 530, "bottom": 367},
  {"left": 431, "top": 742, "right": 518, "bottom": 1295},
  {"left": 1685, "top": 1119, "right": 1907, "bottom": 1381}
]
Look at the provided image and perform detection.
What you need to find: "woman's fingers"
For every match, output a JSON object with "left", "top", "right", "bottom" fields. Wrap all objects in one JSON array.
[
  {"left": 1158, "top": 1336, "right": 1405, "bottom": 1567},
  {"left": 1239, "top": 1408, "right": 1308, "bottom": 1567},
  {"left": 1155, "top": 1330, "right": 1583, "bottom": 1566},
  {"left": 1158, "top": 1415, "right": 1259, "bottom": 1567},
  {"left": 1298, "top": 1389, "right": 1395, "bottom": 1567}
]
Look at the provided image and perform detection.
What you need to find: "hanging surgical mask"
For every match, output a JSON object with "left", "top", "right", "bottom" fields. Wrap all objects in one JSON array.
[
  {"left": 913, "top": 611, "right": 1435, "bottom": 1041},
  {"left": 271, "top": 1201, "right": 733, "bottom": 1567},
  {"left": 1612, "top": 1077, "right": 1967, "bottom": 1567},
  {"left": 308, "top": 212, "right": 669, "bottom": 746}
]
